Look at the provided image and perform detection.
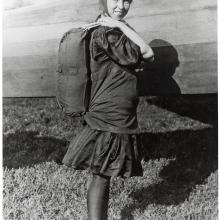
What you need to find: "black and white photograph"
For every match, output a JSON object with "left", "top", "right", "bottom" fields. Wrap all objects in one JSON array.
[{"left": 2, "top": 0, "right": 218, "bottom": 219}]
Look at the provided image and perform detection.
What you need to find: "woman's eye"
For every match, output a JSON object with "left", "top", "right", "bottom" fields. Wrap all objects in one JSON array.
[
  {"left": 124, "top": 0, "right": 132, "bottom": 4},
  {"left": 111, "top": 0, "right": 132, "bottom": 4},
  {"left": 112, "top": 0, "right": 132, "bottom": 3}
]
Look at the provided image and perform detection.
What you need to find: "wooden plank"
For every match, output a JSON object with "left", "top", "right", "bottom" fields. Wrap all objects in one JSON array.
[
  {"left": 3, "top": 68, "right": 56, "bottom": 97},
  {"left": 4, "top": 8, "right": 217, "bottom": 46},
  {"left": 3, "top": 39, "right": 59, "bottom": 57},
  {"left": 3, "top": 0, "right": 217, "bottom": 96},
  {"left": 3, "top": 41, "right": 217, "bottom": 96},
  {"left": 3, "top": 0, "right": 86, "bottom": 28},
  {"left": 4, "top": 37, "right": 217, "bottom": 61},
  {"left": 175, "top": 60, "right": 217, "bottom": 93},
  {"left": 137, "top": 62, "right": 217, "bottom": 95},
  {"left": 3, "top": 41, "right": 217, "bottom": 68},
  {"left": 3, "top": 55, "right": 57, "bottom": 70},
  {"left": 3, "top": 22, "right": 75, "bottom": 44},
  {"left": 3, "top": 61, "right": 217, "bottom": 97},
  {"left": 3, "top": 42, "right": 217, "bottom": 97},
  {"left": 134, "top": 8, "right": 217, "bottom": 45},
  {"left": 4, "top": 0, "right": 216, "bottom": 28},
  {"left": 136, "top": 40, "right": 217, "bottom": 95}
]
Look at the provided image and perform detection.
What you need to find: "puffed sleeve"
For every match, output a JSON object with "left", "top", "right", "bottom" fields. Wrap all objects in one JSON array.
[{"left": 91, "top": 26, "right": 141, "bottom": 66}]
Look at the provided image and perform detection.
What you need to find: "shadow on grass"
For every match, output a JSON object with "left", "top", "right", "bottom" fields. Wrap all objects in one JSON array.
[
  {"left": 3, "top": 131, "right": 68, "bottom": 169},
  {"left": 121, "top": 127, "right": 217, "bottom": 219},
  {"left": 3, "top": 95, "right": 218, "bottom": 219},
  {"left": 145, "top": 94, "right": 218, "bottom": 127},
  {"left": 121, "top": 93, "right": 217, "bottom": 219}
]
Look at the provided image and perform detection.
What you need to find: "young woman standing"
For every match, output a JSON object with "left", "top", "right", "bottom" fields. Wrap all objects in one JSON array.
[{"left": 62, "top": 0, "right": 154, "bottom": 219}]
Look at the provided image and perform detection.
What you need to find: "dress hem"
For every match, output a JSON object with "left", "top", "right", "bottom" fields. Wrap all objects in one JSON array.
[{"left": 62, "top": 163, "right": 143, "bottom": 178}]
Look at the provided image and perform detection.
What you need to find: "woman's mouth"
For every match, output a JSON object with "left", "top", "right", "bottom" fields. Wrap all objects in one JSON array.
[{"left": 114, "top": 10, "right": 123, "bottom": 15}]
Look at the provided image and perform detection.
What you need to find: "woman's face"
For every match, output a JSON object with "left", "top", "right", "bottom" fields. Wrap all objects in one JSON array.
[{"left": 107, "top": 0, "right": 132, "bottom": 20}]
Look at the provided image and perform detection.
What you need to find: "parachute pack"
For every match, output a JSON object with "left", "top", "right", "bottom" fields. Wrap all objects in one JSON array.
[{"left": 56, "top": 26, "right": 96, "bottom": 117}]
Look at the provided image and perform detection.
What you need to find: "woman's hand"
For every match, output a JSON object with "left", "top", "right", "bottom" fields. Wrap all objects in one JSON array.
[
  {"left": 81, "top": 22, "right": 100, "bottom": 30},
  {"left": 97, "top": 16, "right": 122, "bottom": 29}
]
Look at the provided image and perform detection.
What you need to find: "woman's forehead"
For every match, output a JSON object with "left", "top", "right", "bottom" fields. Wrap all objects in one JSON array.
[{"left": 99, "top": 0, "right": 133, "bottom": 9}]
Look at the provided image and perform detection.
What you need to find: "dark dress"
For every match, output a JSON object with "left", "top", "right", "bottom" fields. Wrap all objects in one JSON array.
[{"left": 62, "top": 26, "right": 143, "bottom": 178}]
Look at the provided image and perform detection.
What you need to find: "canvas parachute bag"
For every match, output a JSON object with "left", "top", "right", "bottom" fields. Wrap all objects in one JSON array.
[{"left": 56, "top": 26, "right": 95, "bottom": 117}]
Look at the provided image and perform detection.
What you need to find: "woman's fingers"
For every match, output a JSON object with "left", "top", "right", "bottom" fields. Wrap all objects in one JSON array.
[
  {"left": 98, "top": 17, "right": 114, "bottom": 27},
  {"left": 97, "top": 17, "right": 120, "bottom": 28},
  {"left": 97, "top": 19, "right": 107, "bottom": 26},
  {"left": 81, "top": 22, "right": 100, "bottom": 30},
  {"left": 97, "top": 18, "right": 105, "bottom": 23}
]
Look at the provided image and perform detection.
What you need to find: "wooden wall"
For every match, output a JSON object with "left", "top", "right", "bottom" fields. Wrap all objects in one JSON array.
[{"left": 3, "top": 0, "right": 217, "bottom": 97}]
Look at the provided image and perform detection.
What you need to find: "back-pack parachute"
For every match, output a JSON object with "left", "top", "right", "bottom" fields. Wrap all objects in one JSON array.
[{"left": 56, "top": 26, "right": 95, "bottom": 117}]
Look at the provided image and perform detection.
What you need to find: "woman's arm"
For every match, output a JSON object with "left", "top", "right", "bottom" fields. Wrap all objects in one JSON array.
[
  {"left": 118, "top": 22, "right": 154, "bottom": 61},
  {"left": 97, "top": 16, "right": 154, "bottom": 62}
]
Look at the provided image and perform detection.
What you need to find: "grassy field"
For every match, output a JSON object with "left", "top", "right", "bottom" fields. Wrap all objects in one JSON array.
[{"left": 3, "top": 95, "right": 218, "bottom": 219}]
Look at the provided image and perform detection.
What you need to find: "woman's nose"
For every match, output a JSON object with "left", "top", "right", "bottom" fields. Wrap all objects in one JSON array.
[{"left": 117, "top": 0, "right": 124, "bottom": 9}]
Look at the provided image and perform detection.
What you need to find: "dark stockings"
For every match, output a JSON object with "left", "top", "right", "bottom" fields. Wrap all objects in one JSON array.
[{"left": 87, "top": 174, "right": 111, "bottom": 220}]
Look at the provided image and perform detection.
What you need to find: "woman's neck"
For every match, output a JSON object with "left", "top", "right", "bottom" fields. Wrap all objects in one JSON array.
[{"left": 100, "top": 14, "right": 126, "bottom": 23}]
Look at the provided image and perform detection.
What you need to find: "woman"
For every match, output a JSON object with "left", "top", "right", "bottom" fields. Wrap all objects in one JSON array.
[{"left": 62, "top": 0, "right": 154, "bottom": 219}]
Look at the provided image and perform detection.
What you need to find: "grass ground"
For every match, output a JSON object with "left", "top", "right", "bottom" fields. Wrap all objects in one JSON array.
[{"left": 3, "top": 95, "right": 218, "bottom": 219}]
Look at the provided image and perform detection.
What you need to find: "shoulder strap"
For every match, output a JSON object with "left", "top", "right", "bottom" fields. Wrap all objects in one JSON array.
[{"left": 83, "top": 27, "right": 98, "bottom": 112}]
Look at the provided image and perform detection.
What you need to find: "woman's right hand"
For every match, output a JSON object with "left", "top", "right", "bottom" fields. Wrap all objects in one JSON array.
[
  {"left": 81, "top": 22, "right": 101, "bottom": 30},
  {"left": 97, "top": 16, "right": 122, "bottom": 29}
]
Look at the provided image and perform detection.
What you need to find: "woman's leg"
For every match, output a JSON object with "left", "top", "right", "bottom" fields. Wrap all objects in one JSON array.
[{"left": 87, "top": 173, "right": 111, "bottom": 220}]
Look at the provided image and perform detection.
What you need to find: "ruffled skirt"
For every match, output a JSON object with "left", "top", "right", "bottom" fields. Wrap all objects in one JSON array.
[{"left": 62, "top": 125, "right": 143, "bottom": 178}]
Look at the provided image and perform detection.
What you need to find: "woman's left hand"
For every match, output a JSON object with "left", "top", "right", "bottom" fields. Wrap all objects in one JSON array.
[{"left": 97, "top": 16, "right": 122, "bottom": 29}]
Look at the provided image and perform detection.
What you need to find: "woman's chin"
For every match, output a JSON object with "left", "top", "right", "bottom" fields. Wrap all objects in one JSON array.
[{"left": 112, "top": 15, "right": 124, "bottom": 20}]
